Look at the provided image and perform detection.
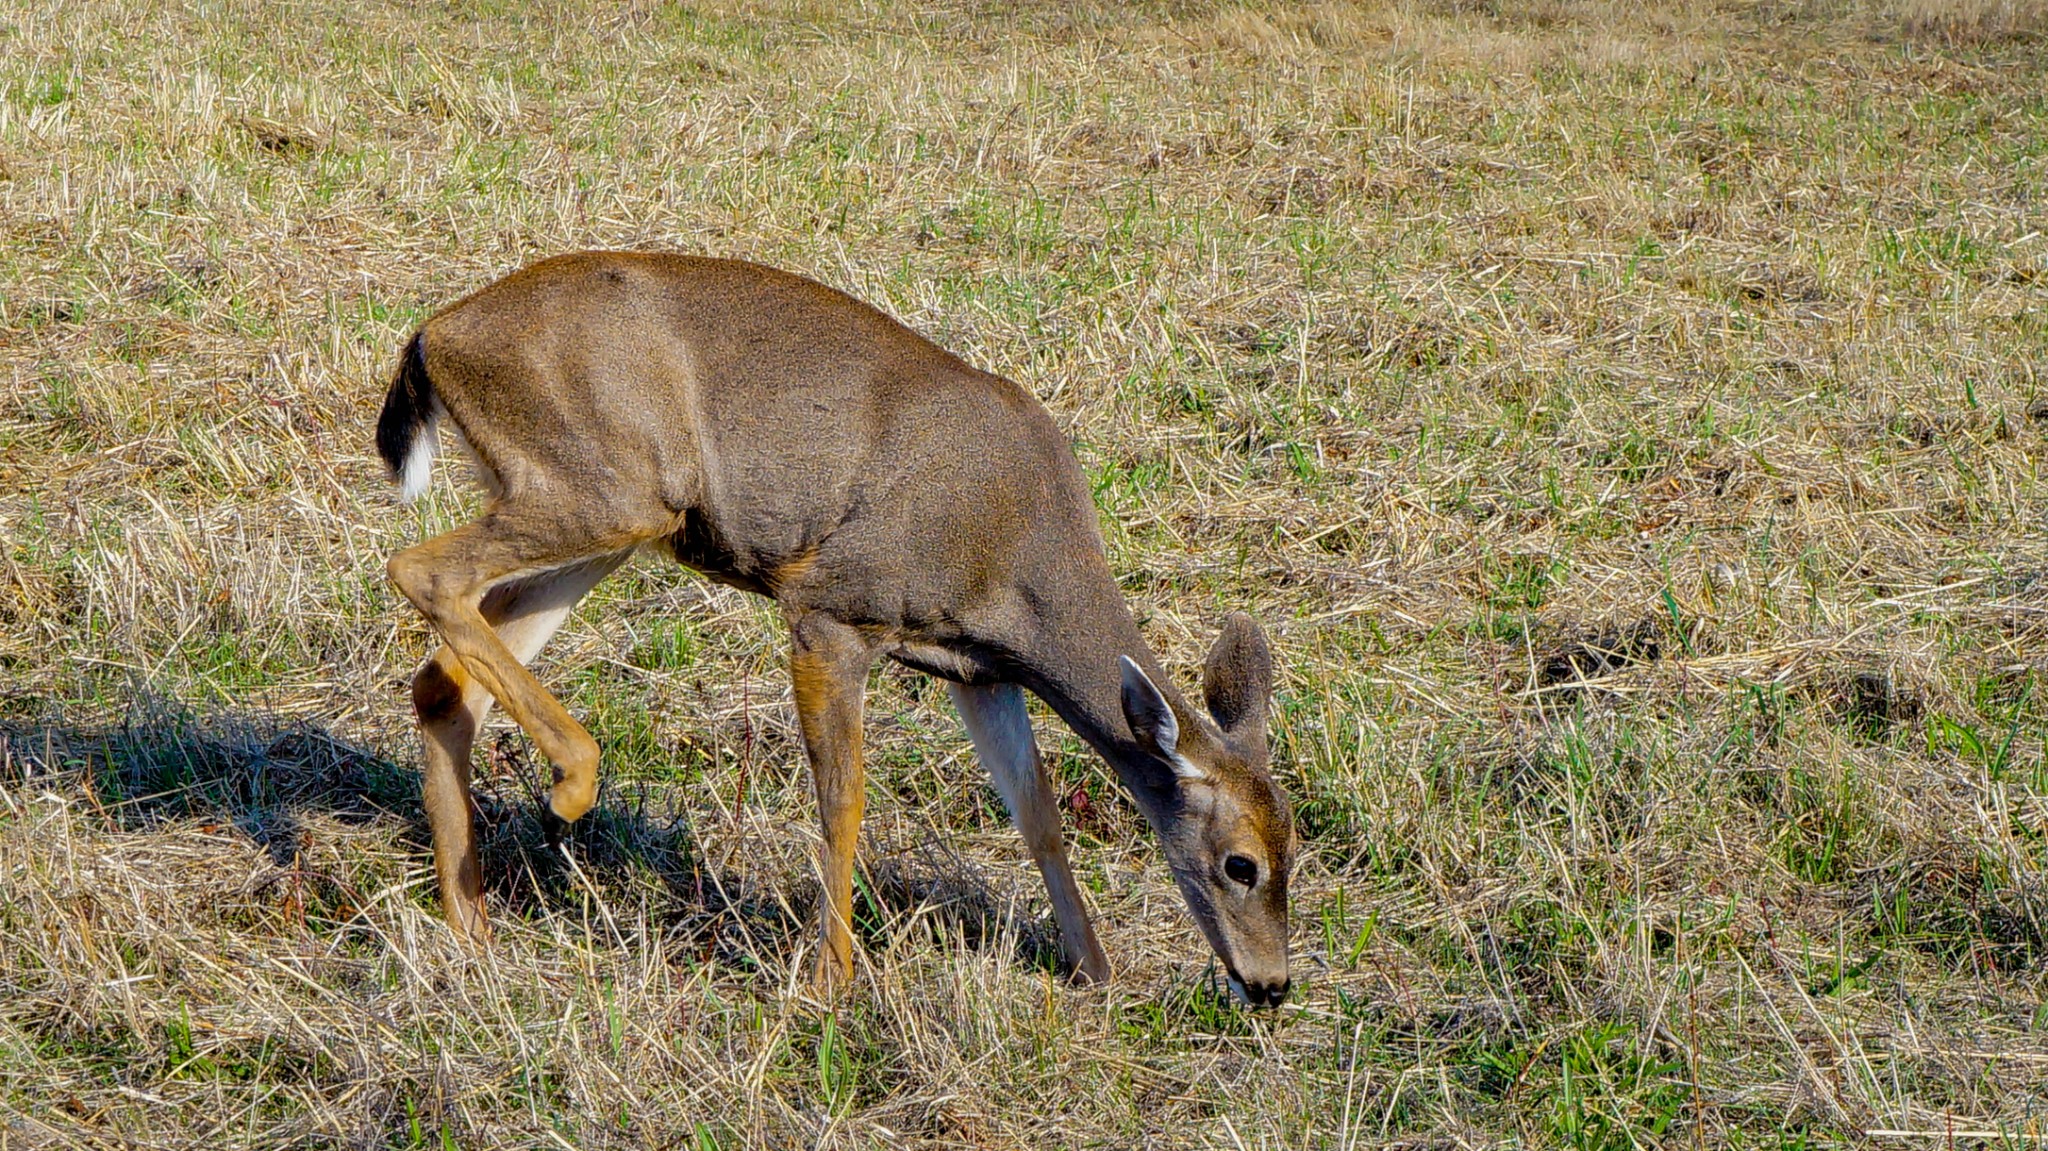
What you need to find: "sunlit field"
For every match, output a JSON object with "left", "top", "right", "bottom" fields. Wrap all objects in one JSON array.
[{"left": 2, "top": 1, "right": 2045, "bottom": 1146}]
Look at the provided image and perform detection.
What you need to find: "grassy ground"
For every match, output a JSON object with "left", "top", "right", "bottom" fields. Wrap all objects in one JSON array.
[{"left": 3, "top": 0, "right": 2046, "bottom": 1146}]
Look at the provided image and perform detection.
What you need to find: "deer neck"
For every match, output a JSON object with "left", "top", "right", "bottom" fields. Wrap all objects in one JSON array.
[{"left": 1011, "top": 586, "right": 1202, "bottom": 817}]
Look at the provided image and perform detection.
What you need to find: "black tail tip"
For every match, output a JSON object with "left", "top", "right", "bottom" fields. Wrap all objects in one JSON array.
[{"left": 374, "top": 330, "right": 432, "bottom": 479}]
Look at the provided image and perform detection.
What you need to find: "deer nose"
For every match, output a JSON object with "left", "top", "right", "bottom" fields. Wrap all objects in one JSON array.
[{"left": 1241, "top": 977, "right": 1290, "bottom": 1008}]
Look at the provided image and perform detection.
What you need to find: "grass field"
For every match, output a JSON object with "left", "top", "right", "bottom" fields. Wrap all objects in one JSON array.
[{"left": 3, "top": 0, "right": 2047, "bottom": 1146}]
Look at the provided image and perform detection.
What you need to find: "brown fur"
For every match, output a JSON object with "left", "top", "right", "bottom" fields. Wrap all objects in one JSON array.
[{"left": 378, "top": 252, "right": 1295, "bottom": 1002}]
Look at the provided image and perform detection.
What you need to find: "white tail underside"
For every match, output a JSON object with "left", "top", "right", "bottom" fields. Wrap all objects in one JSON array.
[
  {"left": 395, "top": 414, "right": 439, "bottom": 504},
  {"left": 396, "top": 412, "right": 503, "bottom": 506}
]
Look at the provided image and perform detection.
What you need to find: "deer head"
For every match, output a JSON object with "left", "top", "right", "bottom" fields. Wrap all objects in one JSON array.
[{"left": 1121, "top": 614, "right": 1295, "bottom": 1006}]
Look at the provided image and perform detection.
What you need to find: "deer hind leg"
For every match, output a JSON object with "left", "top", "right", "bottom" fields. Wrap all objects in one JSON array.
[
  {"left": 948, "top": 682, "right": 1111, "bottom": 982},
  {"left": 389, "top": 513, "right": 659, "bottom": 832},
  {"left": 787, "top": 614, "right": 878, "bottom": 992},
  {"left": 410, "top": 550, "right": 634, "bottom": 939}
]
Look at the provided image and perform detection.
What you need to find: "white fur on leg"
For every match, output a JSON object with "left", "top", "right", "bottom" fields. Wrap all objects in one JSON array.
[{"left": 950, "top": 680, "right": 1110, "bottom": 980}]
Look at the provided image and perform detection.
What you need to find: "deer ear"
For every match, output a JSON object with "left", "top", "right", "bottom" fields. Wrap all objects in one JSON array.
[
  {"left": 1121, "top": 656, "right": 1200, "bottom": 777},
  {"left": 1202, "top": 612, "right": 1272, "bottom": 737}
]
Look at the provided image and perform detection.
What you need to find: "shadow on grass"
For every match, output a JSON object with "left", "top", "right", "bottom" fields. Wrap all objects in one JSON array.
[{"left": 0, "top": 692, "right": 1065, "bottom": 977}]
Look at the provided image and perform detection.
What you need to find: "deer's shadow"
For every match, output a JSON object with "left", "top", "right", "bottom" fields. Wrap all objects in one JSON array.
[{"left": 0, "top": 693, "right": 1064, "bottom": 976}]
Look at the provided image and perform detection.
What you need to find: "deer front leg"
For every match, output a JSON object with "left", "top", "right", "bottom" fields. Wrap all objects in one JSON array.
[
  {"left": 949, "top": 682, "right": 1111, "bottom": 982},
  {"left": 788, "top": 615, "right": 876, "bottom": 992}
]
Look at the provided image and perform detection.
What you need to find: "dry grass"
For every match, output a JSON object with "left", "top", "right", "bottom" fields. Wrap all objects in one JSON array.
[{"left": 2, "top": 0, "right": 2046, "bottom": 1146}]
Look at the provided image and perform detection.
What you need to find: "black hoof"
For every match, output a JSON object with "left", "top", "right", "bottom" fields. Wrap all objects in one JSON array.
[{"left": 538, "top": 803, "right": 568, "bottom": 849}]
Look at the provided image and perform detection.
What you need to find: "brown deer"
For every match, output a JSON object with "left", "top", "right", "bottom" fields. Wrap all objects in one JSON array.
[{"left": 376, "top": 252, "right": 1295, "bottom": 1005}]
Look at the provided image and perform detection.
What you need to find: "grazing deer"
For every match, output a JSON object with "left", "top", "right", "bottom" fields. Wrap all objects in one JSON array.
[{"left": 376, "top": 253, "right": 1295, "bottom": 1005}]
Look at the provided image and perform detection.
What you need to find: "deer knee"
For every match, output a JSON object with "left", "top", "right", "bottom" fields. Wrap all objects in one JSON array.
[
  {"left": 386, "top": 550, "right": 422, "bottom": 598},
  {"left": 387, "top": 549, "right": 456, "bottom": 616}
]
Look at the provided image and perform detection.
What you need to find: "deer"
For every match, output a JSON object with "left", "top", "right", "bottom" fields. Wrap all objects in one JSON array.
[{"left": 375, "top": 252, "right": 1296, "bottom": 1006}]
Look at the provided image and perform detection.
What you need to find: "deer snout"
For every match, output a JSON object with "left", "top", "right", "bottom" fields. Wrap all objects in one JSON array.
[
  {"left": 1227, "top": 970, "right": 1291, "bottom": 1009},
  {"left": 1224, "top": 946, "right": 1292, "bottom": 1008}
]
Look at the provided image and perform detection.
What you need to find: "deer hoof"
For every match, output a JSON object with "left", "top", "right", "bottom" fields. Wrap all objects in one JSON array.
[{"left": 538, "top": 802, "right": 568, "bottom": 849}]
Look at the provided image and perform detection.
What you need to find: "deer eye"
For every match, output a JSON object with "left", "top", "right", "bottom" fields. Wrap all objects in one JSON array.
[{"left": 1223, "top": 855, "right": 1258, "bottom": 887}]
